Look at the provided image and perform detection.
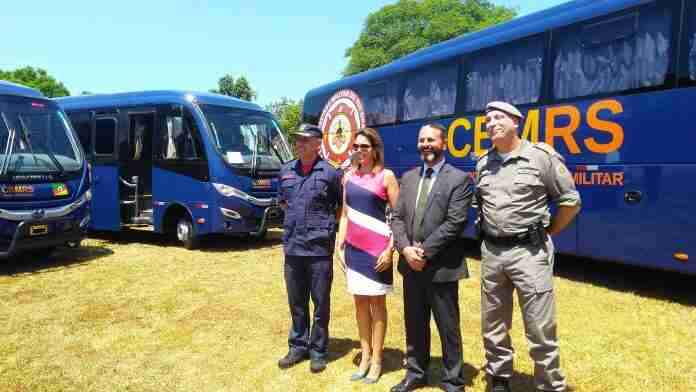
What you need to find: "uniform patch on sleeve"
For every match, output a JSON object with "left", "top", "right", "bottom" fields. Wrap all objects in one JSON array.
[{"left": 557, "top": 164, "right": 568, "bottom": 176}]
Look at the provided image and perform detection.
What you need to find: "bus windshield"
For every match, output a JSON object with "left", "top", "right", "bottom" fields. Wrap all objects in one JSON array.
[
  {"left": 0, "top": 95, "right": 83, "bottom": 176},
  {"left": 199, "top": 104, "right": 293, "bottom": 171}
]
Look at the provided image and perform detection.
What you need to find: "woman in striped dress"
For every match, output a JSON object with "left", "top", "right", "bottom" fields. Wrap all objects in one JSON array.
[{"left": 336, "top": 128, "right": 399, "bottom": 384}]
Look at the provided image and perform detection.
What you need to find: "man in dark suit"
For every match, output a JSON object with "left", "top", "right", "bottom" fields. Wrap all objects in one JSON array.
[{"left": 390, "top": 122, "right": 473, "bottom": 392}]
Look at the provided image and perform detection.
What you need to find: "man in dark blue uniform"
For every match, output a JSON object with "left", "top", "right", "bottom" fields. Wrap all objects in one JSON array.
[{"left": 277, "top": 124, "right": 342, "bottom": 373}]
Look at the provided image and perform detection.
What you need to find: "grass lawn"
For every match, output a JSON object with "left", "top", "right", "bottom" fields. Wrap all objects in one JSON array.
[{"left": 1, "top": 230, "right": 695, "bottom": 391}]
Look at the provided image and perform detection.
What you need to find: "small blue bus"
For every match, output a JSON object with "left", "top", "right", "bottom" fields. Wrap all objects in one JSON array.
[
  {"left": 0, "top": 80, "right": 90, "bottom": 257},
  {"left": 303, "top": 0, "right": 696, "bottom": 274},
  {"left": 57, "top": 91, "right": 292, "bottom": 249}
]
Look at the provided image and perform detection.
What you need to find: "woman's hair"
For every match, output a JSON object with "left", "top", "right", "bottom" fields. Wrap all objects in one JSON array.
[{"left": 353, "top": 127, "right": 385, "bottom": 171}]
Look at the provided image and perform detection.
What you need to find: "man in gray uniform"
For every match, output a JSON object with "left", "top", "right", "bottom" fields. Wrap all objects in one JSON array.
[{"left": 476, "top": 101, "right": 581, "bottom": 392}]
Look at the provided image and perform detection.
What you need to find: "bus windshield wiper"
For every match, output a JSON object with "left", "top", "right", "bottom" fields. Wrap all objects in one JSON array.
[
  {"left": 18, "top": 115, "right": 64, "bottom": 176},
  {"left": 0, "top": 112, "right": 16, "bottom": 176},
  {"left": 251, "top": 126, "right": 259, "bottom": 177}
]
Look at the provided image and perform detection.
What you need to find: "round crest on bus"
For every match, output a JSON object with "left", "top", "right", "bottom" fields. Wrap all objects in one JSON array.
[{"left": 318, "top": 89, "right": 366, "bottom": 168}]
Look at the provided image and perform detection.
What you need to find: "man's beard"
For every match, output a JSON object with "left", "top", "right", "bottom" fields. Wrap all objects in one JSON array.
[{"left": 420, "top": 149, "right": 442, "bottom": 163}]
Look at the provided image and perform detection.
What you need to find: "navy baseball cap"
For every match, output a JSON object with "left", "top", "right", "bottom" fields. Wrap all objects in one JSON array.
[{"left": 294, "top": 124, "right": 323, "bottom": 138}]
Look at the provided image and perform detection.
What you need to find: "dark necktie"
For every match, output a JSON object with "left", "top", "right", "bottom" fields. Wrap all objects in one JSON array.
[{"left": 413, "top": 167, "right": 434, "bottom": 243}]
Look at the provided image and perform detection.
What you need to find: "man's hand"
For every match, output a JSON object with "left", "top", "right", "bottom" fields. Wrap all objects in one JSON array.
[{"left": 402, "top": 246, "right": 426, "bottom": 271}]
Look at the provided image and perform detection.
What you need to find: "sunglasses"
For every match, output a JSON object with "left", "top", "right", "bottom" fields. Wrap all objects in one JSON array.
[{"left": 352, "top": 143, "right": 372, "bottom": 151}]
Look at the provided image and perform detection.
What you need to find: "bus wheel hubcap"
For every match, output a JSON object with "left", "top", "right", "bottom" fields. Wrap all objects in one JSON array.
[{"left": 177, "top": 221, "right": 189, "bottom": 241}]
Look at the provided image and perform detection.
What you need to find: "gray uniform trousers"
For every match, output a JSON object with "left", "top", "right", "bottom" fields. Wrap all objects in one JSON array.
[{"left": 480, "top": 236, "right": 566, "bottom": 392}]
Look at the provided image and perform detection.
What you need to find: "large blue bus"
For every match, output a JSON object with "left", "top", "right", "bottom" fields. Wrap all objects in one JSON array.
[
  {"left": 0, "top": 80, "right": 90, "bottom": 257},
  {"left": 303, "top": 0, "right": 696, "bottom": 274},
  {"left": 57, "top": 91, "right": 292, "bottom": 249}
]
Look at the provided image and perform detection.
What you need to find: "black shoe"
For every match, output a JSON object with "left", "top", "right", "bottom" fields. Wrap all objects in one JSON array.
[
  {"left": 310, "top": 357, "right": 327, "bottom": 373},
  {"left": 490, "top": 376, "right": 511, "bottom": 392},
  {"left": 390, "top": 376, "right": 427, "bottom": 392},
  {"left": 277, "top": 351, "right": 308, "bottom": 369},
  {"left": 438, "top": 382, "right": 465, "bottom": 392}
]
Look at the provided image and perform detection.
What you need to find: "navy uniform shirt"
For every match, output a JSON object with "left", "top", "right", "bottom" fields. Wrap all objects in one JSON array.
[{"left": 278, "top": 157, "right": 342, "bottom": 256}]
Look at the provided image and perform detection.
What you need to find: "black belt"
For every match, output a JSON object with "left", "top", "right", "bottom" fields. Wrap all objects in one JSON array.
[{"left": 483, "top": 232, "right": 534, "bottom": 247}]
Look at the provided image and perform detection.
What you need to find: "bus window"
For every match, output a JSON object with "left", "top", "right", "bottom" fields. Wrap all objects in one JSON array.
[
  {"left": 687, "top": 2, "right": 696, "bottom": 81},
  {"left": 68, "top": 112, "right": 92, "bottom": 157},
  {"left": 364, "top": 80, "right": 398, "bottom": 126},
  {"left": 94, "top": 117, "right": 116, "bottom": 156},
  {"left": 126, "top": 113, "right": 154, "bottom": 161},
  {"left": 464, "top": 35, "right": 544, "bottom": 112},
  {"left": 156, "top": 108, "right": 203, "bottom": 160},
  {"left": 553, "top": 4, "right": 672, "bottom": 99},
  {"left": 402, "top": 61, "right": 458, "bottom": 121}
]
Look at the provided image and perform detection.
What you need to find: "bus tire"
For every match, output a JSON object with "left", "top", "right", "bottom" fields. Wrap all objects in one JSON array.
[
  {"left": 249, "top": 228, "right": 267, "bottom": 241},
  {"left": 66, "top": 240, "right": 82, "bottom": 248},
  {"left": 176, "top": 216, "right": 199, "bottom": 250},
  {"left": 28, "top": 246, "right": 56, "bottom": 258}
]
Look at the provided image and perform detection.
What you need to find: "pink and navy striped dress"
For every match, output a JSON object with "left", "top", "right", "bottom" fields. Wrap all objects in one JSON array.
[{"left": 345, "top": 168, "right": 393, "bottom": 295}]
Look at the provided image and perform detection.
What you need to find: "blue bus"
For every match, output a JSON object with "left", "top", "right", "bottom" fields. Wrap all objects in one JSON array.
[
  {"left": 57, "top": 91, "right": 292, "bottom": 249},
  {"left": 303, "top": 0, "right": 696, "bottom": 274},
  {"left": 0, "top": 80, "right": 90, "bottom": 257}
]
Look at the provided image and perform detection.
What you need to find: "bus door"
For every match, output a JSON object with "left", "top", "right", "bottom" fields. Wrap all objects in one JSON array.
[
  {"left": 119, "top": 108, "right": 155, "bottom": 225},
  {"left": 91, "top": 113, "right": 120, "bottom": 230},
  {"left": 151, "top": 105, "right": 209, "bottom": 232}
]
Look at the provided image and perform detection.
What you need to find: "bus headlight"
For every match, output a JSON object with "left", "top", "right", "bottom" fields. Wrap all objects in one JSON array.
[
  {"left": 213, "top": 183, "right": 248, "bottom": 199},
  {"left": 212, "top": 183, "right": 275, "bottom": 207}
]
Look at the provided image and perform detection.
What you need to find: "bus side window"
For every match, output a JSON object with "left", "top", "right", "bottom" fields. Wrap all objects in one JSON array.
[
  {"left": 463, "top": 35, "right": 545, "bottom": 112},
  {"left": 95, "top": 118, "right": 116, "bottom": 156},
  {"left": 126, "top": 113, "right": 154, "bottom": 161},
  {"left": 68, "top": 112, "right": 92, "bottom": 157},
  {"left": 363, "top": 80, "right": 398, "bottom": 126},
  {"left": 402, "top": 61, "right": 458, "bottom": 121},
  {"left": 553, "top": 3, "right": 672, "bottom": 99},
  {"left": 157, "top": 109, "right": 202, "bottom": 160},
  {"left": 687, "top": 2, "right": 696, "bottom": 81}
]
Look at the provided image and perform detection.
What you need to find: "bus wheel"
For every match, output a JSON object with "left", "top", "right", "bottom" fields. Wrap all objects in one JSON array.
[
  {"left": 66, "top": 240, "right": 82, "bottom": 248},
  {"left": 250, "top": 228, "right": 267, "bottom": 241},
  {"left": 176, "top": 216, "right": 199, "bottom": 250},
  {"left": 28, "top": 246, "right": 56, "bottom": 258}
]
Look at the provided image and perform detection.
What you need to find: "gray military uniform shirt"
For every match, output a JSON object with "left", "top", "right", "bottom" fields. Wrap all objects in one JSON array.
[{"left": 475, "top": 140, "right": 580, "bottom": 237}]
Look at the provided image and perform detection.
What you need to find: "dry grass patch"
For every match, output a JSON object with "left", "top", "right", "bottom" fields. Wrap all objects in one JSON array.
[{"left": 1, "top": 230, "right": 695, "bottom": 391}]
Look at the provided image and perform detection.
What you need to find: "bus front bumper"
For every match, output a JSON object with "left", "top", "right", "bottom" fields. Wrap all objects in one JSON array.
[{"left": 0, "top": 215, "right": 89, "bottom": 258}]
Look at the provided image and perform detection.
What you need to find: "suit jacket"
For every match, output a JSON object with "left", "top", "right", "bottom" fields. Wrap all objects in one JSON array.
[{"left": 391, "top": 162, "right": 473, "bottom": 282}]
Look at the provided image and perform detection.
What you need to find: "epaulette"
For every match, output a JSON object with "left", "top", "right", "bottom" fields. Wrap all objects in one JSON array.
[{"left": 532, "top": 142, "right": 565, "bottom": 162}]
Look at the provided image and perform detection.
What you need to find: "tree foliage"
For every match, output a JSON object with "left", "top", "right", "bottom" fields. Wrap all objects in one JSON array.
[
  {"left": 344, "top": 0, "right": 517, "bottom": 76},
  {"left": 211, "top": 74, "right": 257, "bottom": 101},
  {"left": 0, "top": 66, "right": 70, "bottom": 97},
  {"left": 266, "top": 97, "right": 303, "bottom": 141}
]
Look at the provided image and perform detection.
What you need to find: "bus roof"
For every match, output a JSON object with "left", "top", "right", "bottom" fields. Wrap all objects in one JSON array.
[
  {"left": 0, "top": 80, "right": 46, "bottom": 99},
  {"left": 306, "top": 0, "right": 647, "bottom": 97},
  {"left": 55, "top": 90, "right": 264, "bottom": 112}
]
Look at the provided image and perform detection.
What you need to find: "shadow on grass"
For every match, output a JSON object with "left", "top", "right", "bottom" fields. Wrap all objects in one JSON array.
[
  {"left": 461, "top": 237, "right": 696, "bottom": 306},
  {"left": 328, "top": 337, "right": 404, "bottom": 376},
  {"left": 0, "top": 244, "right": 113, "bottom": 276},
  {"left": 88, "top": 228, "right": 283, "bottom": 253},
  {"left": 553, "top": 254, "right": 696, "bottom": 306},
  {"left": 329, "top": 337, "right": 480, "bottom": 385}
]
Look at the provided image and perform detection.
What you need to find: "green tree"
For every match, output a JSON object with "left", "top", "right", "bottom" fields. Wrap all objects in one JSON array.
[
  {"left": 266, "top": 97, "right": 303, "bottom": 141},
  {"left": 0, "top": 66, "right": 70, "bottom": 97},
  {"left": 211, "top": 74, "right": 257, "bottom": 101},
  {"left": 344, "top": 0, "right": 516, "bottom": 76}
]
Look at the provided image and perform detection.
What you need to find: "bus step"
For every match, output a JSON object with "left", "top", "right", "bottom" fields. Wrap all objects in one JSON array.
[{"left": 132, "top": 210, "right": 153, "bottom": 225}]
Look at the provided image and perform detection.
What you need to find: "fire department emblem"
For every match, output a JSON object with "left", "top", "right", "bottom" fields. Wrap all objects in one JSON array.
[{"left": 318, "top": 89, "right": 366, "bottom": 167}]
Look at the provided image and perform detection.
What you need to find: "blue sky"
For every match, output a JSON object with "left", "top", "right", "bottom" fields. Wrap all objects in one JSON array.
[{"left": 0, "top": 0, "right": 568, "bottom": 107}]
